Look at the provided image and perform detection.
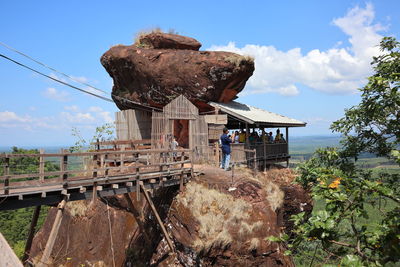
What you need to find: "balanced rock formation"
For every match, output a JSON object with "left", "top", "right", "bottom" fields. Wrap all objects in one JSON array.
[{"left": 101, "top": 32, "right": 254, "bottom": 111}]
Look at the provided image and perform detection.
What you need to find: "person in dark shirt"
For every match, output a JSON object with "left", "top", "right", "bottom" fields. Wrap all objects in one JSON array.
[{"left": 220, "top": 127, "right": 232, "bottom": 170}]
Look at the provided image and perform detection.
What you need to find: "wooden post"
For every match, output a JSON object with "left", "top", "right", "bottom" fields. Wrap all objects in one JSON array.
[
  {"left": 215, "top": 142, "right": 220, "bottom": 167},
  {"left": 38, "top": 197, "right": 67, "bottom": 267},
  {"left": 253, "top": 149, "right": 257, "bottom": 171},
  {"left": 285, "top": 127, "right": 289, "bottom": 153},
  {"left": 22, "top": 205, "right": 41, "bottom": 263},
  {"left": 92, "top": 154, "right": 98, "bottom": 202},
  {"left": 123, "top": 193, "right": 151, "bottom": 244},
  {"left": 120, "top": 146, "right": 125, "bottom": 166},
  {"left": 180, "top": 152, "right": 185, "bottom": 191},
  {"left": 96, "top": 138, "right": 100, "bottom": 151},
  {"left": 140, "top": 184, "right": 175, "bottom": 253},
  {"left": 104, "top": 153, "right": 109, "bottom": 177},
  {"left": 0, "top": 232, "right": 23, "bottom": 267},
  {"left": 214, "top": 107, "right": 220, "bottom": 167},
  {"left": 286, "top": 127, "right": 289, "bottom": 168},
  {"left": 61, "top": 152, "right": 68, "bottom": 189},
  {"left": 263, "top": 130, "right": 267, "bottom": 171},
  {"left": 245, "top": 123, "right": 250, "bottom": 149},
  {"left": 39, "top": 149, "right": 45, "bottom": 182},
  {"left": 4, "top": 156, "right": 10, "bottom": 195},
  {"left": 59, "top": 149, "right": 67, "bottom": 181}
]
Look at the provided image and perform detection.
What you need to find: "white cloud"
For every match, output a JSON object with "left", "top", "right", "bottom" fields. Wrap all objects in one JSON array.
[
  {"left": 89, "top": 106, "right": 114, "bottom": 123},
  {"left": 0, "top": 106, "right": 115, "bottom": 137},
  {"left": 88, "top": 106, "right": 103, "bottom": 113},
  {"left": 0, "top": 111, "right": 30, "bottom": 122},
  {"left": 64, "top": 105, "right": 80, "bottom": 112},
  {"left": 70, "top": 75, "right": 89, "bottom": 83},
  {"left": 60, "top": 112, "right": 95, "bottom": 123},
  {"left": 99, "top": 111, "right": 113, "bottom": 123},
  {"left": 208, "top": 4, "right": 384, "bottom": 96},
  {"left": 43, "top": 87, "right": 70, "bottom": 102}
]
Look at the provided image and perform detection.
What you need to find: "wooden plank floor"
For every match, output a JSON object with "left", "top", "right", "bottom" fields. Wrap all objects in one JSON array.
[{"left": 0, "top": 167, "right": 193, "bottom": 211}]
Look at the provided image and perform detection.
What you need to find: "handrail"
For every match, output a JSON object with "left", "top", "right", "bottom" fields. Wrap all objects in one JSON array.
[
  {"left": 0, "top": 148, "right": 193, "bottom": 196},
  {"left": 0, "top": 148, "right": 192, "bottom": 158}
]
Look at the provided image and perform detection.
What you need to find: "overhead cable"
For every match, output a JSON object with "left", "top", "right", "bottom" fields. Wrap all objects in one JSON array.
[
  {"left": 0, "top": 53, "right": 114, "bottom": 102},
  {"left": 0, "top": 41, "right": 109, "bottom": 94},
  {"left": 0, "top": 52, "right": 161, "bottom": 111}
]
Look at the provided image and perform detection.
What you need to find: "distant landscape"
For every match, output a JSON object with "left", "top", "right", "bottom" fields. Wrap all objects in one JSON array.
[{"left": 2, "top": 135, "right": 398, "bottom": 174}]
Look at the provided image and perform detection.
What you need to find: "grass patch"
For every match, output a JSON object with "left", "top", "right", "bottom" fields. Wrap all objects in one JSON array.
[
  {"left": 66, "top": 200, "right": 89, "bottom": 217},
  {"left": 224, "top": 54, "right": 254, "bottom": 68},
  {"left": 176, "top": 182, "right": 263, "bottom": 252}
]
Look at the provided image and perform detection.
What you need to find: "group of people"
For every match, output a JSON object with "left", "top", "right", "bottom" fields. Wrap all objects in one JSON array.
[
  {"left": 220, "top": 127, "right": 286, "bottom": 171},
  {"left": 229, "top": 129, "right": 286, "bottom": 145}
]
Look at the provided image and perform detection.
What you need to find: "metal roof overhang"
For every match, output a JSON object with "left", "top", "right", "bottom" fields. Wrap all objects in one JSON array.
[{"left": 210, "top": 102, "right": 306, "bottom": 128}]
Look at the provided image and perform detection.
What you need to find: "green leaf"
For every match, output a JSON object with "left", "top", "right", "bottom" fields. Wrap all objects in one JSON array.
[
  {"left": 340, "top": 255, "right": 363, "bottom": 267},
  {"left": 266, "top": 235, "right": 281, "bottom": 242}
]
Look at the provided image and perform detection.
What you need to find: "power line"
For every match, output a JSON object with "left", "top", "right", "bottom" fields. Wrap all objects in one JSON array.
[
  {"left": 0, "top": 41, "right": 109, "bottom": 95},
  {"left": 0, "top": 53, "right": 114, "bottom": 102},
  {"left": 0, "top": 52, "right": 162, "bottom": 112}
]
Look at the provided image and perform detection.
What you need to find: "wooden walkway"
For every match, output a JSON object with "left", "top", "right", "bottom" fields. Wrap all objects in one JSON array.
[{"left": 0, "top": 148, "right": 193, "bottom": 211}]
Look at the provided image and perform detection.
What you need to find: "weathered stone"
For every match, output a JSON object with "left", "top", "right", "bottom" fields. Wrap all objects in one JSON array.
[
  {"left": 101, "top": 33, "right": 254, "bottom": 111},
  {"left": 137, "top": 32, "right": 202, "bottom": 50}
]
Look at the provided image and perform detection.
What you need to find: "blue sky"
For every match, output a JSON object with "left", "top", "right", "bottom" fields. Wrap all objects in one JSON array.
[{"left": 0, "top": 1, "right": 399, "bottom": 147}]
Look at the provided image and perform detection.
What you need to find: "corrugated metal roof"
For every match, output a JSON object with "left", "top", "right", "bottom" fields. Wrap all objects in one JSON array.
[{"left": 209, "top": 101, "right": 306, "bottom": 127}]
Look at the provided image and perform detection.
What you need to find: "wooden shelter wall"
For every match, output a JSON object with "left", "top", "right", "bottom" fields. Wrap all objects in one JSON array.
[
  {"left": 163, "top": 95, "right": 198, "bottom": 120},
  {"left": 189, "top": 115, "right": 209, "bottom": 163},
  {"left": 115, "top": 110, "right": 151, "bottom": 140}
]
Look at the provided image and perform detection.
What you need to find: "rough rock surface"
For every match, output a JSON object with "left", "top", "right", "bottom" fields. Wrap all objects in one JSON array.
[
  {"left": 101, "top": 33, "right": 254, "bottom": 111},
  {"left": 151, "top": 166, "right": 312, "bottom": 266},
  {"left": 29, "top": 166, "right": 311, "bottom": 266},
  {"left": 138, "top": 32, "right": 202, "bottom": 50},
  {"left": 29, "top": 188, "right": 177, "bottom": 266}
]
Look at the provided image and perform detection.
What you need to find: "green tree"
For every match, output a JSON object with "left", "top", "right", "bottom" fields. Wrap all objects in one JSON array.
[
  {"left": 0, "top": 147, "right": 56, "bottom": 258},
  {"left": 331, "top": 36, "right": 400, "bottom": 159},
  {"left": 286, "top": 37, "right": 400, "bottom": 266},
  {"left": 69, "top": 123, "right": 115, "bottom": 152}
]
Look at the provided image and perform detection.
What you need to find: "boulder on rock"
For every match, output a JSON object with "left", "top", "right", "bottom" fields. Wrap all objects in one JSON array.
[
  {"left": 137, "top": 32, "right": 202, "bottom": 50},
  {"left": 101, "top": 32, "right": 254, "bottom": 111}
]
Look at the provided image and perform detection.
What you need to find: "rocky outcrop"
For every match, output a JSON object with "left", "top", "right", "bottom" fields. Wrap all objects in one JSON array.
[
  {"left": 101, "top": 32, "right": 254, "bottom": 111},
  {"left": 29, "top": 166, "right": 311, "bottom": 266},
  {"left": 151, "top": 166, "right": 312, "bottom": 266},
  {"left": 29, "top": 187, "right": 178, "bottom": 266}
]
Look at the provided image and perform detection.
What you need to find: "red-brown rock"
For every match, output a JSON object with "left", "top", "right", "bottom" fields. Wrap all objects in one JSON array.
[
  {"left": 138, "top": 32, "right": 202, "bottom": 50},
  {"left": 101, "top": 33, "right": 254, "bottom": 111},
  {"left": 29, "top": 166, "right": 311, "bottom": 266}
]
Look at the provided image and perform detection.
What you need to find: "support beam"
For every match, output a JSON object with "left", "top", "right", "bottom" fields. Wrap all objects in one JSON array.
[
  {"left": 22, "top": 205, "right": 41, "bottom": 263},
  {"left": 245, "top": 123, "right": 250, "bottom": 149},
  {"left": 0, "top": 232, "right": 23, "bottom": 267},
  {"left": 140, "top": 184, "right": 175, "bottom": 253},
  {"left": 37, "top": 197, "right": 67, "bottom": 267},
  {"left": 4, "top": 156, "right": 9, "bottom": 195},
  {"left": 215, "top": 142, "right": 220, "bottom": 168},
  {"left": 286, "top": 127, "right": 289, "bottom": 168},
  {"left": 39, "top": 149, "right": 45, "bottom": 182},
  {"left": 262, "top": 128, "right": 266, "bottom": 171},
  {"left": 123, "top": 193, "right": 151, "bottom": 244}
]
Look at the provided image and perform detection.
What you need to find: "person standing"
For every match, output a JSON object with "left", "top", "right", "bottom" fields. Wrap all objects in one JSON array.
[
  {"left": 234, "top": 131, "right": 240, "bottom": 143},
  {"left": 220, "top": 127, "right": 232, "bottom": 170}
]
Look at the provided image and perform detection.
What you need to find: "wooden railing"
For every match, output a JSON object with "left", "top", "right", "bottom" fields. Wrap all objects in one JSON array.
[
  {"left": 0, "top": 148, "right": 192, "bottom": 197},
  {"left": 248, "top": 143, "right": 288, "bottom": 159},
  {"left": 92, "top": 139, "right": 152, "bottom": 151}
]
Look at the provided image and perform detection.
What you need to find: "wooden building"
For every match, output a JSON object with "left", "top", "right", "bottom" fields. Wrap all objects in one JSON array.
[
  {"left": 115, "top": 95, "right": 306, "bottom": 167},
  {"left": 209, "top": 101, "right": 306, "bottom": 168}
]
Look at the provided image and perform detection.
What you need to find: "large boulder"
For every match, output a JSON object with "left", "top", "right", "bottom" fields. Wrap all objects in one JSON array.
[{"left": 101, "top": 32, "right": 254, "bottom": 111}]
